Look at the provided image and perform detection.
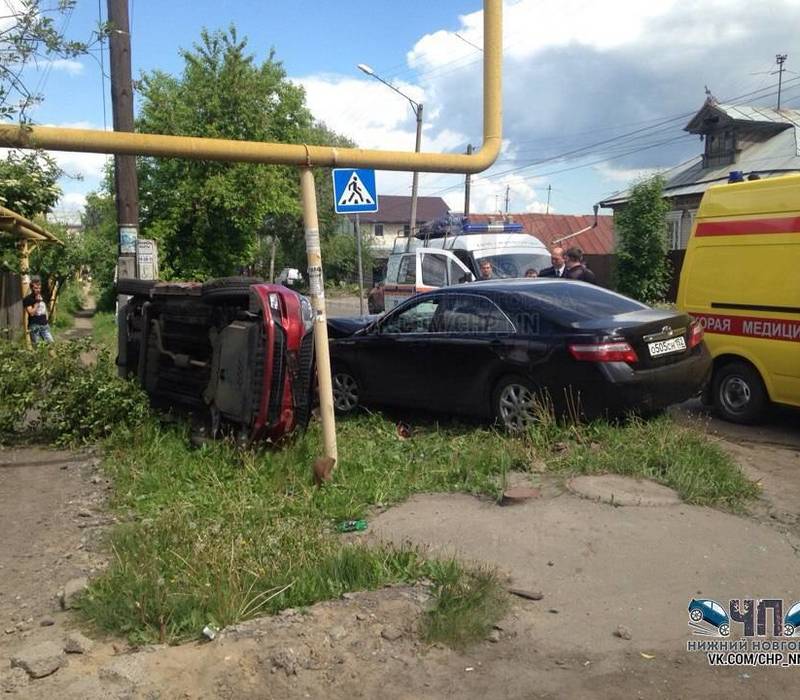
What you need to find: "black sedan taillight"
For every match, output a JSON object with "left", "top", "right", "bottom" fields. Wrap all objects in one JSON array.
[{"left": 568, "top": 341, "right": 639, "bottom": 364}]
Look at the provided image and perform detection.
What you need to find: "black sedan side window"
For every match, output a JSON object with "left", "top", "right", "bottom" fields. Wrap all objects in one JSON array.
[
  {"left": 436, "top": 294, "right": 514, "bottom": 334},
  {"left": 382, "top": 298, "right": 441, "bottom": 334}
]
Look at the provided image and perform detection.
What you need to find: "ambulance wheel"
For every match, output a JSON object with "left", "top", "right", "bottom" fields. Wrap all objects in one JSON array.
[{"left": 712, "top": 361, "right": 767, "bottom": 425}]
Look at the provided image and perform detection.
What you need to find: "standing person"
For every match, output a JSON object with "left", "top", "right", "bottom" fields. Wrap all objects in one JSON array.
[
  {"left": 564, "top": 247, "right": 597, "bottom": 284},
  {"left": 23, "top": 276, "right": 54, "bottom": 345},
  {"left": 538, "top": 246, "right": 566, "bottom": 278},
  {"left": 478, "top": 259, "right": 493, "bottom": 280}
]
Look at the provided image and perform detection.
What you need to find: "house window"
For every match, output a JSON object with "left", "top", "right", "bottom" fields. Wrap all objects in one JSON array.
[
  {"left": 374, "top": 223, "right": 384, "bottom": 237},
  {"left": 666, "top": 211, "right": 683, "bottom": 250},
  {"left": 403, "top": 224, "right": 411, "bottom": 237}
]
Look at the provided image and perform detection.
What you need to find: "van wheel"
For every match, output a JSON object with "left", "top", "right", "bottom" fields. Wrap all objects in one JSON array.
[{"left": 712, "top": 361, "right": 767, "bottom": 424}]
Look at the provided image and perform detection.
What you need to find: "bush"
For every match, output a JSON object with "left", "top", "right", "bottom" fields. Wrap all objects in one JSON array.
[
  {"left": 0, "top": 339, "right": 149, "bottom": 446},
  {"left": 614, "top": 175, "right": 671, "bottom": 303}
]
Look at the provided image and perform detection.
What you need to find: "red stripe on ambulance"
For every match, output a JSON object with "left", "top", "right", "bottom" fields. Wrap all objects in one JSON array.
[
  {"left": 693, "top": 313, "right": 800, "bottom": 343},
  {"left": 695, "top": 216, "right": 800, "bottom": 237}
]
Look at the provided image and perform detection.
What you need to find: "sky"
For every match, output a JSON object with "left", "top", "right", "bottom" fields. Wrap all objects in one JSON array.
[{"left": 12, "top": 0, "right": 800, "bottom": 221}]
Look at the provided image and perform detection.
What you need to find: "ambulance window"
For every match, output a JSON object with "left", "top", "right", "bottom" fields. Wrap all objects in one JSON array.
[
  {"left": 421, "top": 254, "right": 447, "bottom": 287},
  {"left": 448, "top": 258, "right": 470, "bottom": 284},
  {"left": 397, "top": 255, "right": 416, "bottom": 285}
]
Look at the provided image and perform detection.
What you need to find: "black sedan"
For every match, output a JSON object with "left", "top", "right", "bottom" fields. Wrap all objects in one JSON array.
[{"left": 327, "top": 280, "right": 712, "bottom": 430}]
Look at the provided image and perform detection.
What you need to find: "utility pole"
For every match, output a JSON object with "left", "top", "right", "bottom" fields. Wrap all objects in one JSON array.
[
  {"left": 463, "top": 144, "right": 473, "bottom": 216},
  {"left": 775, "top": 54, "right": 788, "bottom": 110},
  {"left": 407, "top": 102, "right": 423, "bottom": 248},
  {"left": 545, "top": 184, "right": 552, "bottom": 214},
  {"left": 107, "top": 0, "right": 139, "bottom": 281},
  {"left": 504, "top": 184, "right": 510, "bottom": 214}
]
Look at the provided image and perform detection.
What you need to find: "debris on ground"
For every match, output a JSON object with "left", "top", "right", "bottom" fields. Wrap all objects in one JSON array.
[
  {"left": 10, "top": 641, "right": 66, "bottom": 678},
  {"left": 64, "top": 632, "right": 94, "bottom": 654},
  {"left": 614, "top": 625, "right": 633, "bottom": 640},
  {"left": 507, "top": 588, "right": 544, "bottom": 601},
  {"left": 60, "top": 577, "right": 89, "bottom": 610}
]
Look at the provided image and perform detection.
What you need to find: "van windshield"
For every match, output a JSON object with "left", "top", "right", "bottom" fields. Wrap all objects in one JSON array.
[{"left": 476, "top": 253, "right": 551, "bottom": 279}]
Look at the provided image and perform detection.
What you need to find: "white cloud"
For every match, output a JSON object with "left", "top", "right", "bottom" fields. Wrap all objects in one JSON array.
[
  {"left": 593, "top": 163, "right": 661, "bottom": 184},
  {"left": 51, "top": 151, "right": 109, "bottom": 182},
  {"left": 40, "top": 59, "right": 84, "bottom": 76}
]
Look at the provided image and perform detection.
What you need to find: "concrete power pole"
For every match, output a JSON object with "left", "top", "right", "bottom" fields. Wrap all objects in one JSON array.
[
  {"left": 545, "top": 184, "right": 552, "bottom": 214},
  {"left": 107, "top": 0, "right": 139, "bottom": 280},
  {"left": 504, "top": 184, "right": 510, "bottom": 214}
]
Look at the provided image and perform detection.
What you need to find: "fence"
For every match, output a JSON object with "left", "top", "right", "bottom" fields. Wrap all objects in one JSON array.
[
  {"left": 0, "top": 271, "right": 22, "bottom": 340},
  {"left": 583, "top": 250, "right": 686, "bottom": 303}
]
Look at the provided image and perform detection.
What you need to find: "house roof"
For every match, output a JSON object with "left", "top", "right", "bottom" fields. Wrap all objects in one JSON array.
[
  {"left": 600, "top": 101, "right": 800, "bottom": 208},
  {"left": 686, "top": 102, "right": 800, "bottom": 153},
  {"left": 357, "top": 195, "right": 449, "bottom": 224},
  {"left": 468, "top": 213, "right": 615, "bottom": 255}
]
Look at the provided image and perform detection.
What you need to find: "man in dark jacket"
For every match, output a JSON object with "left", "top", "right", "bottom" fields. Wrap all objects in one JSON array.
[
  {"left": 564, "top": 247, "right": 597, "bottom": 284},
  {"left": 23, "top": 276, "right": 54, "bottom": 344},
  {"left": 538, "top": 246, "right": 566, "bottom": 278}
]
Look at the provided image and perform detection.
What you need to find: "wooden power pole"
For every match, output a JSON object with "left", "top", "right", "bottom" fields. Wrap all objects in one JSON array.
[{"left": 107, "top": 0, "right": 139, "bottom": 280}]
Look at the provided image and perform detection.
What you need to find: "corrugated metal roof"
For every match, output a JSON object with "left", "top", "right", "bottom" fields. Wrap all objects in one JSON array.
[
  {"left": 468, "top": 213, "right": 615, "bottom": 254},
  {"left": 601, "top": 127, "right": 800, "bottom": 205},
  {"left": 357, "top": 195, "right": 450, "bottom": 224}
]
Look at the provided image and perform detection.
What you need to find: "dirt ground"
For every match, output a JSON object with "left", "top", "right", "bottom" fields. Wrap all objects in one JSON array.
[{"left": 1, "top": 412, "right": 799, "bottom": 698}]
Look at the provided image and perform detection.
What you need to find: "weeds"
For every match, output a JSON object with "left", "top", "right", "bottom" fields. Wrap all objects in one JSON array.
[
  {"left": 422, "top": 561, "right": 509, "bottom": 649},
  {"left": 524, "top": 408, "right": 759, "bottom": 510}
]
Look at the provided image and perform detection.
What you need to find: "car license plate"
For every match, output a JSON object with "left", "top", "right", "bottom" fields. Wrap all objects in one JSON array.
[{"left": 647, "top": 336, "right": 686, "bottom": 357}]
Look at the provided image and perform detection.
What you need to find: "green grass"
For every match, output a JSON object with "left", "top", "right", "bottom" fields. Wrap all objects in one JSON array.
[
  {"left": 422, "top": 561, "right": 509, "bottom": 649},
  {"left": 80, "top": 415, "right": 528, "bottom": 645},
  {"left": 79, "top": 403, "right": 758, "bottom": 647},
  {"left": 50, "top": 280, "right": 86, "bottom": 331},
  {"left": 91, "top": 311, "right": 117, "bottom": 353},
  {"left": 540, "top": 414, "right": 760, "bottom": 510}
]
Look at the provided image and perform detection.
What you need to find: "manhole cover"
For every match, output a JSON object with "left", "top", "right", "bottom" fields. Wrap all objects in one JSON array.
[
  {"left": 501, "top": 486, "right": 541, "bottom": 505},
  {"left": 567, "top": 474, "right": 680, "bottom": 506}
]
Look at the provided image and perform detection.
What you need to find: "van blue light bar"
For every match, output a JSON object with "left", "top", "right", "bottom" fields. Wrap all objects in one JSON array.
[{"left": 462, "top": 222, "right": 523, "bottom": 233}]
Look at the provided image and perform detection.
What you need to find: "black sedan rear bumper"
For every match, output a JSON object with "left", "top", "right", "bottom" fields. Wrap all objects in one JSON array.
[{"left": 577, "top": 346, "right": 712, "bottom": 417}]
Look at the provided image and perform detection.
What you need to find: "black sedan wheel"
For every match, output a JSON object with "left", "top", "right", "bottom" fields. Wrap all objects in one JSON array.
[
  {"left": 712, "top": 361, "right": 767, "bottom": 424},
  {"left": 332, "top": 370, "right": 360, "bottom": 414},
  {"left": 494, "top": 377, "right": 539, "bottom": 432}
]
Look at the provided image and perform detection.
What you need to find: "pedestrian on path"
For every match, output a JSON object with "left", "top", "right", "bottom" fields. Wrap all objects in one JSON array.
[{"left": 23, "top": 276, "right": 54, "bottom": 345}]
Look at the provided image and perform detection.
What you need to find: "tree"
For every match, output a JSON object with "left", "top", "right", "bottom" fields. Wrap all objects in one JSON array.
[
  {"left": 79, "top": 190, "right": 118, "bottom": 310},
  {"left": 0, "top": 149, "right": 61, "bottom": 217},
  {"left": 0, "top": 148, "right": 63, "bottom": 282},
  {"left": 0, "top": 1, "right": 94, "bottom": 121},
  {"left": 136, "top": 27, "right": 355, "bottom": 281},
  {"left": 614, "top": 175, "right": 671, "bottom": 303}
]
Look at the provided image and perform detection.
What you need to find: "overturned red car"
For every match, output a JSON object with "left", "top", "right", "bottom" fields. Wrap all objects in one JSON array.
[{"left": 117, "top": 277, "right": 315, "bottom": 442}]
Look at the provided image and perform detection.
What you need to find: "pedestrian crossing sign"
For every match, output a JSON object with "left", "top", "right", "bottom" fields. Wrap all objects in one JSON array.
[{"left": 332, "top": 168, "right": 379, "bottom": 214}]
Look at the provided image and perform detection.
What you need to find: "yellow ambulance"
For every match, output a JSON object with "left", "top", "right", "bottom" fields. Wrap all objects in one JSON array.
[{"left": 677, "top": 173, "right": 800, "bottom": 423}]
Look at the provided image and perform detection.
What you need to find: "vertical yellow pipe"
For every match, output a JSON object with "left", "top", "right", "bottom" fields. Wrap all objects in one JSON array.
[{"left": 299, "top": 167, "right": 337, "bottom": 464}]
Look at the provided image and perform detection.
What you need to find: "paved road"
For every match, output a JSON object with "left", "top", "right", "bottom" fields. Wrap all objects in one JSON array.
[{"left": 325, "top": 295, "right": 365, "bottom": 318}]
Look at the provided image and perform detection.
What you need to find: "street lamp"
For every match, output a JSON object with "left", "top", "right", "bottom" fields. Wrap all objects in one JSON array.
[{"left": 357, "top": 63, "right": 423, "bottom": 251}]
